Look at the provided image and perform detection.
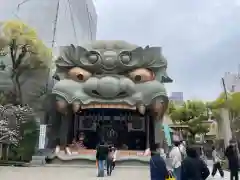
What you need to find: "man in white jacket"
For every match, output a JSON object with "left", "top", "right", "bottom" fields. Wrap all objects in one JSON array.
[
  {"left": 211, "top": 146, "right": 224, "bottom": 178},
  {"left": 169, "top": 141, "right": 183, "bottom": 180}
]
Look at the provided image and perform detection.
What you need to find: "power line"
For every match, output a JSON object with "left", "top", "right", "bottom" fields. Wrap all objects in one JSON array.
[
  {"left": 17, "top": 0, "right": 36, "bottom": 11},
  {"left": 45, "top": 0, "right": 60, "bottom": 93},
  {"left": 85, "top": 2, "right": 94, "bottom": 40},
  {"left": 51, "top": 0, "right": 60, "bottom": 48},
  {"left": 71, "top": 0, "right": 94, "bottom": 41},
  {"left": 15, "top": 0, "right": 36, "bottom": 19},
  {"left": 73, "top": 3, "right": 87, "bottom": 41},
  {"left": 67, "top": 0, "right": 78, "bottom": 45}
]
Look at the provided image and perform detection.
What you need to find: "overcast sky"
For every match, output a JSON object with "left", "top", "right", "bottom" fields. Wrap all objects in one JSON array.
[
  {"left": 95, "top": 0, "right": 240, "bottom": 100},
  {"left": 1, "top": 0, "right": 240, "bottom": 101}
]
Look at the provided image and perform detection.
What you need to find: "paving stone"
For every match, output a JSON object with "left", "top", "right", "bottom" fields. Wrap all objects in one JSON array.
[
  {"left": 0, "top": 166, "right": 237, "bottom": 180},
  {"left": 0, "top": 166, "right": 149, "bottom": 180}
]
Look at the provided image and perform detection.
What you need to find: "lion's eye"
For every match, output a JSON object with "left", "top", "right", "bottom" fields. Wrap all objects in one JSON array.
[
  {"left": 68, "top": 67, "right": 92, "bottom": 81},
  {"left": 119, "top": 51, "right": 131, "bottom": 64},
  {"left": 87, "top": 51, "right": 100, "bottom": 64},
  {"left": 129, "top": 68, "right": 155, "bottom": 83}
]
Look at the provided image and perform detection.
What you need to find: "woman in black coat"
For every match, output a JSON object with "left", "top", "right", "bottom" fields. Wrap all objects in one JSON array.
[
  {"left": 225, "top": 143, "right": 239, "bottom": 180},
  {"left": 181, "top": 147, "right": 210, "bottom": 180}
]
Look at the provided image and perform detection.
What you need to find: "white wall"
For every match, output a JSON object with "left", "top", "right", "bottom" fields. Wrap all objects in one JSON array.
[
  {"left": 219, "top": 108, "right": 232, "bottom": 147},
  {"left": 1, "top": 0, "right": 97, "bottom": 51},
  {"left": 223, "top": 72, "right": 240, "bottom": 92}
]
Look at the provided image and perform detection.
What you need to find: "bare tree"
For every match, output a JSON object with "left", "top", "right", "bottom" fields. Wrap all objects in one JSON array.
[{"left": 0, "top": 104, "right": 34, "bottom": 145}]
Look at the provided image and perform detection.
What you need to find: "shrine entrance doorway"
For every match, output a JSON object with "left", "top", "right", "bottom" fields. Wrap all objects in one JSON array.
[{"left": 70, "top": 108, "right": 148, "bottom": 150}]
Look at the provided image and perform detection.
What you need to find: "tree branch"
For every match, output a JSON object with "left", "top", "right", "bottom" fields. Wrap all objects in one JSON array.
[
  {"left": 15, "top": 44, "right": 28, "bottom": 69},
  {"left": 0, "top": 134, "right": 9, "bottom": 141},
  {"left": 10, "top": 39, "right": 16, "bottom": 66}
]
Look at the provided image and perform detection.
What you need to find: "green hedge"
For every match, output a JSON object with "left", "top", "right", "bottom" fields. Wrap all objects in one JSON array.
[{"left": 9, "top": 119, "right": 39, "bottom": 162}]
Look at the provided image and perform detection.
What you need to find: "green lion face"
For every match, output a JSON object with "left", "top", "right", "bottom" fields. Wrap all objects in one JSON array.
[{"left": 51, "top": 40, "right": 171, "bottom": 116}]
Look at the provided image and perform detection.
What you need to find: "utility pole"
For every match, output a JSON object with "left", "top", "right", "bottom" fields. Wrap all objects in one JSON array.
[
  {"left": 222, "top": 78, "right": 228, "bottom": 100},
  {"left": 222, "top": 77, "right": 240, "bottom": 154},
  {"left": 222, "top": 77, "right": 233, "bottom": 134}
]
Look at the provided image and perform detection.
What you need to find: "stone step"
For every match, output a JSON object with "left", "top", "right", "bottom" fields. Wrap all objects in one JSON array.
[
  {"left": 45, "top": 164, "right": 149, "bottom": 168},
  {"left": 49, "top": 158, "right": 149, "bottom": 167}
]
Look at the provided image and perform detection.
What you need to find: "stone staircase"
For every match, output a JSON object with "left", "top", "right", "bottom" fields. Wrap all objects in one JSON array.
[{"left": 31, "top": 149, "right": 150, "bottom": 167}]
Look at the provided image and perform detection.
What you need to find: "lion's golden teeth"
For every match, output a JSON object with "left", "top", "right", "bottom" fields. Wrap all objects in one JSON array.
[{"left": 78, "top": 104, "right": 136, "bottom": 110}]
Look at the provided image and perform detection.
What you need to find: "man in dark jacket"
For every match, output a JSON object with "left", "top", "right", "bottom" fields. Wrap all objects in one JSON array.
[
  {"left": 150, "top": 151, "right": 169, "bottom": 180},
  {"left": 181, "top": 147, "right": 210, "bottom": 180},
  {"left": 225, "top": 140, "right": 239, "bottom": 180},
  {"left": 96, "top": 142, "right": 109, "bottom": 177}
]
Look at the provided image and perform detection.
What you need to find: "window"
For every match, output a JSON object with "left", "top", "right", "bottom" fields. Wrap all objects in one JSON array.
[
  {"left": 114, "top": 116, "right": 120, "bottom": 120},
  {"left": 104, "top": 116, "right": 110, "bottom": 121}
]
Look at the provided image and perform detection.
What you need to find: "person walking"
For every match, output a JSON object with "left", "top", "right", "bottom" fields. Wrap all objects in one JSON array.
[
  {"left": 96, "top": 141, "right": 108, "bottom": 177},
  {"left": 150, "top": 150, "right": 169, "bottom": 180},
  {"left": 169, "top": 141, "right": 183, "bottom": 180},
  {"left": 211, "top": 146, "right": 224, "bottom": 178},
  {"left": 179, "top": 141, "right": 186, "bottom": 158},
  {"left": 112, "top": 147, "right": 117, "bottom": 170},
  {"left": 159, "top": 148, "right": 166, "bottom": 161},
  {"left": 106, "top": 147, "right": 114, "bottom": 176},
  {"left": 199, "top": 146, "right": 207, "bottom": 164},
  {"left": 181, "top": 147, "right": 210, "bottom": 180},
  {"left": 225, "top": 140, "right": 239, "bottom": 180}
]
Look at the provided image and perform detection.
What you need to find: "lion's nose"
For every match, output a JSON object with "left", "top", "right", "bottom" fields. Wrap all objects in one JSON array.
[
  {"left": 83, "top": 76, "right": 135, "bottom": 99},
  {"left": 93, "top": 77, "right": 124, "bottom": 98}
]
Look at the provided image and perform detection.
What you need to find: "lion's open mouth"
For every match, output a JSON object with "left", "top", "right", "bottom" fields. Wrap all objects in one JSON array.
[
  {"left": 56, "top": 100, "right": 147, "bottom": 114},
  {"left": 79, "top": 103, "right": 147, "bottom": 115},
  {"left": 81, "top": 104, "right": 136, "bottom": 110},
  {"left": 56, "top": 97, "right": 166, "bottom": 116},
  {"left": 73, "top": 107, "right": 147, "bottom": 150}
]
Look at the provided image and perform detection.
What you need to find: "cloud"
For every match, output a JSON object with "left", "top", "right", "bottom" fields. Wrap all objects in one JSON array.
[
  {"left": 1, "top": 0, "right": 240, "bottom": 101},
  {"left": 95, "top": 0, "right": 240, "bottom": 100}
]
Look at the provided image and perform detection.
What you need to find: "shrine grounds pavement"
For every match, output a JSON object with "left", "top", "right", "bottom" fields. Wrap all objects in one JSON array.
[{"left": 0, "top": 165, "right": 235, "bottom": 180}]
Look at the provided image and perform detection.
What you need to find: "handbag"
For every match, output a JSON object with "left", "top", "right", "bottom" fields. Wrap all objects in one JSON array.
[{"left": 166, "top": 171, "right": 176, "bottom": 180}]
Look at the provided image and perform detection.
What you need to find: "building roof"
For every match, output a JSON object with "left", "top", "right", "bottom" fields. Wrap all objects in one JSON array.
[{"left": 162, "top": 76, "right": 173, "bottom": 83}]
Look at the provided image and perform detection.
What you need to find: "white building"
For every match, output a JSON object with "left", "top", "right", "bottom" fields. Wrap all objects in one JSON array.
[
  {"left": 10, "top": 0, "right": 97, "bottom": 52},
  {"left": 169, "top": 92, "right": 184, "bottom": 106},
  {"left": 223, "top": 72, "right": 240, "bottom": 92},
  {"left": 1, "top": 0, "right": 97, "bottom": 75}
]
